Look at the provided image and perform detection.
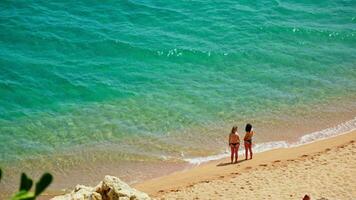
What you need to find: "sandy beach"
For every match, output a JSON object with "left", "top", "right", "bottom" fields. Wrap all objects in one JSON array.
[
  {"left": 133, "top": 130, "right": 356, "bottom": 200},
  {"left": 22, "top": 128, "right": 356, "bottom": 200},
  {"left": 2, "top": 1, "right": 356, "bottom": 200}
]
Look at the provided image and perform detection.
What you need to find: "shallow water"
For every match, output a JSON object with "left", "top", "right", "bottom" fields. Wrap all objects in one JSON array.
[{"left": 0, "top": 0, "right": 356, "bottom": 194}]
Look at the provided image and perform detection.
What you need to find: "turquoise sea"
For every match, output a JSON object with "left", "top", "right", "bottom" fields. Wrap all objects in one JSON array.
[{"left": 1, "top": 0, "right": 356, "bottom": 192}]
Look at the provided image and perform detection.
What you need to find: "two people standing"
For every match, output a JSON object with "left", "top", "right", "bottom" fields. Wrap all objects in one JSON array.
[{"left": 228, "top": 124, "right": 254, "bottom": 163}]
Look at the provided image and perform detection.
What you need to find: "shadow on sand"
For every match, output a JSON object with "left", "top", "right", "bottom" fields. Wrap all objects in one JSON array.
[{"left": 216, "top": 159, "right": 247, "bottom": 167}]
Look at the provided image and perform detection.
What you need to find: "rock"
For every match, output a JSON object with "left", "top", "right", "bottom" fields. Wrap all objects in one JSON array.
[
  {"left": 98, "top": 176, "right": 150, "bottom": 200},
  {"left": 52, "top": 185, "right": 102, "bottom": 200},
  {"left": 51, "top": 176, "right": 151, "bottom": 200}
]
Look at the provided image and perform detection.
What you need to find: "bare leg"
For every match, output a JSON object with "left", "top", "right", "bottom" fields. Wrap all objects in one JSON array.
[
  {"left": 235, "top": 144, "right": 239, "bottom": 163},
  {"left": 230, "top": 146, "right": 234, "bottom": 163},
  {"left": 244, "top": 143, "right": 249, "bottom": 160},
  {"left": 249, "top": 144, "right": 253, "bottom": 159}
]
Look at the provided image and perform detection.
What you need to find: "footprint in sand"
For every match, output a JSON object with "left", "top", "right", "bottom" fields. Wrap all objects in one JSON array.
[
  {"left": 187, "top": 184, "right": 194, "bottom": 188},
  {"left": 273, "top": 160, "right": 281, "bottom": 163},
  {"left": 259, "top": 164, "right": 268, "bottom": 167}
]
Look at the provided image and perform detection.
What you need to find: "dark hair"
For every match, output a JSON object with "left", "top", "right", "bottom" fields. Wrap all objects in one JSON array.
[
  {"left": 245, "top": 123, "right": 252, "bottom": 132},
  {"left": 231, "top": 126, "right": 237, "bottom": 134}
]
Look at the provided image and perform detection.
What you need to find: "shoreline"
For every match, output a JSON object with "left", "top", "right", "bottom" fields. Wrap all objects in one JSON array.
[
  {"left": 134, "top": 130, "right": 356, "bottom": 198},
  {"left": 2, "top": 126, "right": 355, "bottom": 199},
  {"left": 184, "top": 117, "right": 356, "bottom": 165}
]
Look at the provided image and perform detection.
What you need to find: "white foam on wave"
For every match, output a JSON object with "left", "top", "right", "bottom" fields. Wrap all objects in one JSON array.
[
  {"left": 184, "top": 117, "right": 356, "bottom": 165},
  {"left": 184, "top": 153, "right": 231, "bottom": 165}
]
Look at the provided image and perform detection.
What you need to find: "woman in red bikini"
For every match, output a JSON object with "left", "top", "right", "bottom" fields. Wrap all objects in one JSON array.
[
  {"left": 244, "top": 123, "right": 254, "bottom": 160},
  {"left": 228, "top": 126, "right": 240, "bottom": 163}
]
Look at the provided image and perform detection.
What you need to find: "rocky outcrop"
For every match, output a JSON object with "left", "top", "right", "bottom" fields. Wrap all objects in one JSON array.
[{"left": 52, "top": 175, "right": 151, "bottom": 200}]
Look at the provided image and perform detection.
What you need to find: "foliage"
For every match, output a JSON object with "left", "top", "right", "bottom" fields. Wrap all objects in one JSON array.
[
  {"left": 12, "top": 172, "right": 53, "bottom": 200},
  {"left": 0, "top": 168, "right": 53, "bottom": 200}
]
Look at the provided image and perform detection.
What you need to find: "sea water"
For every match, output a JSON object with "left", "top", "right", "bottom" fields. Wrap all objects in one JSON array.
[{"left": 0, "top": 0, "right": 356, "bottom": 192}]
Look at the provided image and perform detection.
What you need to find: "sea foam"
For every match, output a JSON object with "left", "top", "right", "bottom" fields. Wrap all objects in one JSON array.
[{"left": 184, "top": 117, "right": 356, "bottom": 165}]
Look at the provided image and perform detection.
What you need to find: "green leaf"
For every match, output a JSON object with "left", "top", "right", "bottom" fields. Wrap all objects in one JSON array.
[
  {"left": 11, "top": 191, "right": 35, "bottom": 200},
  {"left": 34, "top": 173, "right": 53, "bottom": 196},
  {"left": 19, "top": 173, "right": 33, "bottom": 192}
]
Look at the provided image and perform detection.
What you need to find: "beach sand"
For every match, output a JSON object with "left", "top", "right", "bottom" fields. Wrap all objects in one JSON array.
[
  {"left": 30, "top": 130, "right": 356, "bottom": 200},
  {"left": 134, "top": 131, "right": 356, "bottom": 200}
]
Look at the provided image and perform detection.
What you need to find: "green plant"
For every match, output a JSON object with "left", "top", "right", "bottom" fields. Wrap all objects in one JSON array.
[
  {"left": 12, "top": 172, "right": 53, "bottom": 200},
  {"left": 0, "top": 169, "right": 53, "bottom": 200},
  {"left": 0, "top": 168, "right": 53, "bottom": 200}
]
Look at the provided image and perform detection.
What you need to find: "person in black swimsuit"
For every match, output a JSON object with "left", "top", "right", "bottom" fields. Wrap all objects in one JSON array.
[
  {"left": 244, "top": 123, "right": 254, "bottom": 160},
  {"left": 228, "top": 126, "right": 240, "bottom": 163}
]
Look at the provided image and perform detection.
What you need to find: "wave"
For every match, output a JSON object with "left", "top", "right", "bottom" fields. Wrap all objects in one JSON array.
[{"left": 183, "top": 117, "right": 356, "bottom": 165}]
